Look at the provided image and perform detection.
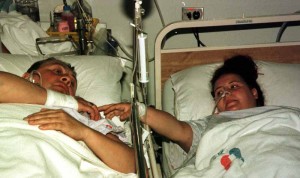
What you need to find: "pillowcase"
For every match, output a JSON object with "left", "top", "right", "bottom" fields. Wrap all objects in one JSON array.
[
  {"left": 170, "top": 60, "right": 300, "bottom": 121},
  {"left": 0, "top": 53, "right": 124, "bottom": 106}
]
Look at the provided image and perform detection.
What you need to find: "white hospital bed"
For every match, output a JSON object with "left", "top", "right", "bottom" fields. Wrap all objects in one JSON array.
[
  {"left": 0, "top": 53, "right": 137, "bottom": 177},
  {"left": 154, "top": 13, "right": 300, "bottom": 177},
  {"left": 0, "top": 12, "right": 159, "bottom": 178}
]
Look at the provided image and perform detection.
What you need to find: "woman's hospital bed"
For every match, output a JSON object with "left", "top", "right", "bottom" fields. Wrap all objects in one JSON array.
[{"left": 154, "top": 13, "right": 300, "bottom": 177}]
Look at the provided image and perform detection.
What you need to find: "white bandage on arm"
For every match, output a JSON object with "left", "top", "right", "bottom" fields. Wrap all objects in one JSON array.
[
  {"left": 45, "top": 89, "right": 78, "bottom": 110},
  {"left": 136, "top": 102, "right": 147, "bottom": 118}
]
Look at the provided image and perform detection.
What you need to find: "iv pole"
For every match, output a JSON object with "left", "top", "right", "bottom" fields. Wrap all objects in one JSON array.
[
  {"left": 131, "top": 1, "right": 161, "bottom": 177},
  {"left": 131, "top": 0, "right": 147, "bottom": 177}
]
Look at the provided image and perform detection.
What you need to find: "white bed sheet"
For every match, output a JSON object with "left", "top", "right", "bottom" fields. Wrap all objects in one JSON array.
[
  {"left": 0, "top": 103, "right": 137, "bottom": 178},
  {"left": 173, "top": 106, "right": 300, "bottom": 178},
  {"left": 161, "top": 60, "right": 300, "bottom": 177}
]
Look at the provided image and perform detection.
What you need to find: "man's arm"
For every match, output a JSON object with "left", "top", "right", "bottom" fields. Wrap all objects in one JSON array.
[
  {"left": 0, "top": 71, "right": 99, "bottom": 119},
  {"left": 0, "top": 71, "right": 47, "bottom": 104},
  {"left": 25, "top": 109, "right": 136, "bottom": 173},
  {"left": 84, "top": 129, "right": 136, "bottom": 173}
]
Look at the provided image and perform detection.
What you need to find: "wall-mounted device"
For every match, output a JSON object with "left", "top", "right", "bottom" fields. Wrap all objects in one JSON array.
[{"left": 182, "top": 7, "right": 204, "bottom": 20}]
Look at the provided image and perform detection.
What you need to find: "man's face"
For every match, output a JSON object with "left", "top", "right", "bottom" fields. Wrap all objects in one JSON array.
[
  {"left": 27, "top": 62, "right": 77, "bottom": 96},
  {"left": 213, "top": 74, "right": 258, "bottom": 112}
]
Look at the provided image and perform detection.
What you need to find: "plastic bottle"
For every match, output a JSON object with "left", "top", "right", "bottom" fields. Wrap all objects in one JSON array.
[{"left": 61, "top": 5, "right": 75, "bottom": 32}]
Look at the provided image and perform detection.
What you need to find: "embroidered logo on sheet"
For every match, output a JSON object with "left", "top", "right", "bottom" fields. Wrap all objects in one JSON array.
[
  {"left": 220, "top": 148, "right": 244, "bottom": 170},
  {"left": 212, "top": 147, "right": 244, "bottom": 171}
]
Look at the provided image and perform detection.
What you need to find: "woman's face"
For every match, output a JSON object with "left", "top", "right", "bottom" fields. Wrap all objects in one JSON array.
[{"left": 213, "top": 74, "right": 258, "bottom": 113}]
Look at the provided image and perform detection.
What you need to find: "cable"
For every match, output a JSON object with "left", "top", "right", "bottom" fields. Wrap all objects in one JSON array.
[
  {"left": 154, "top": 0, "right": 168, "bottom": 49},
  {"left": 111, "top": 35, "right": 134, "bottom": 60},
  {"left": 276, "top": 10, "right": 300, "bottom": 42},
  {"left": 276, "top": 22, "right": 288, "bottom": 42},
  {"left": 75, "top": 0, "right": 90, "bottom": 22},
  {"left": 153, "top": 0, "right": 165, "bottom": 27},
  {"left": 193, "top": 29, "right": 206, "bottom": 47}
]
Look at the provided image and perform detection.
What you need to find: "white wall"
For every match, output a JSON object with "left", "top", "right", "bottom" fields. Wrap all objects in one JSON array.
[
  {"left": 39, "top": 0, "right": 300, "bottom": 105},
  {"left": 39, "top": 0, "right": 300, "bottom": 56}
]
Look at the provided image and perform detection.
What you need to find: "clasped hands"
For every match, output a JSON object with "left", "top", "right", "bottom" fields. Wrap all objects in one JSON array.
[{"left": 23, "top": 100, "right": 133, "bottom": 141}]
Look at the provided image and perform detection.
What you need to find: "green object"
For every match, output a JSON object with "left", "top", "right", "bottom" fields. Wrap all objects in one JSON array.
[{"left": 1, "top": 0, "right": 13, "bottom": 12}]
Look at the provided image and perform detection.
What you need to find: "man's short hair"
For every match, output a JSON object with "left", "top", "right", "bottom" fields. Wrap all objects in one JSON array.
[{"left": 26, "top": 57, "right": 77, "bottom": 79}]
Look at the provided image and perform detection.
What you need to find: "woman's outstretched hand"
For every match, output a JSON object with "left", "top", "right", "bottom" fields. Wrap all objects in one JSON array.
[{"left": 98, "top": 103, "right": 132, "bottom": 121}]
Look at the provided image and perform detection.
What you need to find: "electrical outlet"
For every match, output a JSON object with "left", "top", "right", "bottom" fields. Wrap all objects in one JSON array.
[{"left": 182, "top": 7, "right": 204, "bottom": 20}]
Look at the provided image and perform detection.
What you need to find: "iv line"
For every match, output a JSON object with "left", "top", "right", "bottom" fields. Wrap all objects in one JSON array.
[{"left": 211, "top": 91, "right": 231, "bottom": 114}]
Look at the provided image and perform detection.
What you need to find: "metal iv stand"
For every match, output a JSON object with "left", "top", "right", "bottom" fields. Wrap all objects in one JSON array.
[
  {"left": 75, "top": 0, "right": 94, "bottom": 55},
  {"left": 131, "top": 1, "right": 161, "bottom": 177},
  {"left": 131, "top": 0, "right": 147, "bottom": 177}
]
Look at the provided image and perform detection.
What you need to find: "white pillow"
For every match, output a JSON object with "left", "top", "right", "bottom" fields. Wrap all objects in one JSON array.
[
  {"left": 0, "top": 53, "right": 124, "bottom": 106},
  {"left": 170, "top": 60, "right": 300, "bottom": 121}
]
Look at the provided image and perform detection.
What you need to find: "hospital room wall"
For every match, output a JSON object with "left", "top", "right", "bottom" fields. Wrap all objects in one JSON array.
[{"left": 39, "top": 0, "right": 300, "bottom": 105}]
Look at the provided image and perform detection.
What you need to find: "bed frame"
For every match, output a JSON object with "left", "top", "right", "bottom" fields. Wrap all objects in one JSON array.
[
  {"left": 154, "top": 13, "right": 300, "bottom": 110},
  {"left": 152, "top": 13, "right": 300, "bottom": 178}
]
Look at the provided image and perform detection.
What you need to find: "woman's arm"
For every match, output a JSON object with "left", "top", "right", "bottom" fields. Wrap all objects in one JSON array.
[
  {"left": 145, "top": 107, "right": 193, "bottom": 152},
  {"left": 99, "top": 103, "right": 194, "bottom": 152}
]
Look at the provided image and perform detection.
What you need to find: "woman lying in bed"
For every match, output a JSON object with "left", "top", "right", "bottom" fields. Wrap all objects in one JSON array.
[
  {"left": 0, "top": 58, "right": 135, "bottom": 174},
  {"left": 100, "top": 55, "right": 300, "bottom": 177}
]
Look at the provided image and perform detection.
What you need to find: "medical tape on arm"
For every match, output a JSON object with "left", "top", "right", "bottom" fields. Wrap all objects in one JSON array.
[
  {"left": 136, "top": 102, "right": 147, "bottom": 121},
  {"left": 45, "top": 89, "right": 78, "bottom": 110}
]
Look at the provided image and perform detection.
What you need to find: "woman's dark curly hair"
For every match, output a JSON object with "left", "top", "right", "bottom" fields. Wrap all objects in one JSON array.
[{"left": 210, "top": 55, "right": 265, "bottom": 106}]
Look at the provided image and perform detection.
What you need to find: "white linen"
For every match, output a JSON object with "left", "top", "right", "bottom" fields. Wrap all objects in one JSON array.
[
  {"left": 174, "top": 106, "right": 300, "bottom": 178},
  {"left": 0, "top": 13, "right": 74, "bottom": 56},
  {"left": 163, "top": 60, "right": 300, "bottom": 177},
  {"left": 0, "top": 103, "right": 136, "bottom": 178},
  {"left": 0, "top": 53, "right": 125, "bottom": 107},
  {"left": 170, "top": 61, "right": 300, "bottom": 121}
]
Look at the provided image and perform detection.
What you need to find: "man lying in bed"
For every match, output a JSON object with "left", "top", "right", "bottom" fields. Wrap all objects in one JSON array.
[
  {"left": 99, "top": 55, "right": 300, "bottom": 177},
  {"left": 0, "top": 58, "right": 135, "bottom": 174}
]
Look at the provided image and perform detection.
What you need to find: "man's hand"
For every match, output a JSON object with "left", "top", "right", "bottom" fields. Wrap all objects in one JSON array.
[
  {"left": 75, "top": 96, "right": 100, "bottom": 120},
  {"left": 24, "top": 108, "right": 90, "bottom": 141}
]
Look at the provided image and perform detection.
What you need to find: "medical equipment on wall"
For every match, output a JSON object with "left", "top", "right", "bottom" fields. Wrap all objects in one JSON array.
[
  {"left": 44, "top": 0, "right": 95, "bottom": 55},
  {"left": 72, "top": 0, "right": 93, "bottom": 55}
]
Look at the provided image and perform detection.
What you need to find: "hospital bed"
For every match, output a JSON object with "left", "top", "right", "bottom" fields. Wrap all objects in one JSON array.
[
  {"left": 0, "top": 12, "right": 159, "bottom": 178},
  {"left": 154, "top": 13, "right": 300, "bottom": 177},
  {"left": 0, "top": 53, "right": 137, "bottom": 177}
]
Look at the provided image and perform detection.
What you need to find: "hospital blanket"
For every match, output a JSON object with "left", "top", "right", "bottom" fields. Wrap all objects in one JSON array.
[
  {"left": 0, "top": 13, "right": 74, "bottom": 55},
  {"left": 0, "top": 103, "right": 136, "bottom": 178},
  {"left": 174, "top": 106, "right": 300, "bottom": 178}
]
